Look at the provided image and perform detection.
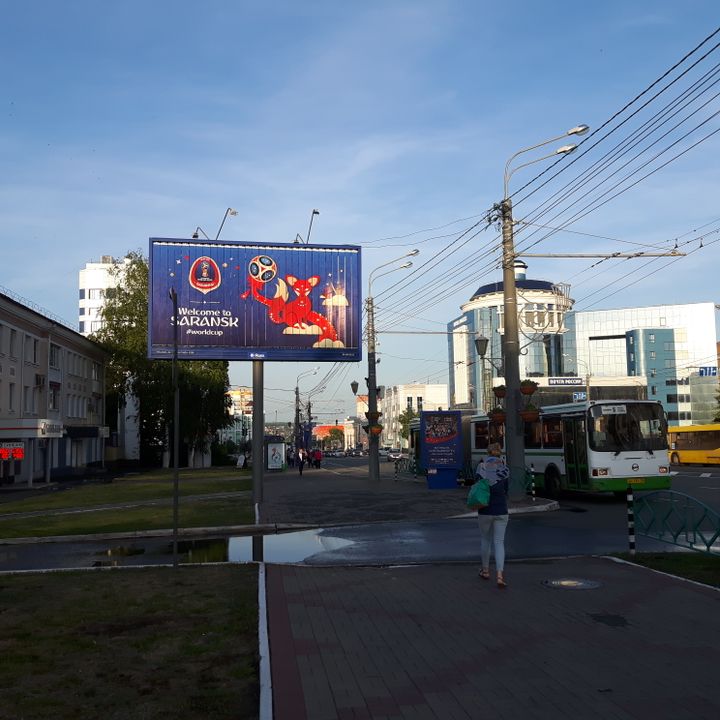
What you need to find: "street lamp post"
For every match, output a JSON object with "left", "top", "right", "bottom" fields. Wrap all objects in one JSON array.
[
  {"left": 474, "top": 333, "right": 504, "bottom": 413},
  {"left": 295, "top": 367, "right": 319, "bottom": 450},
  {"left": 564, "top": 354, "right": 591, "bottom": 401},
  {"left": 215, "top": 207, "right": 238, "bottom": 241},
  {"left": 294, "top": 209, "right": 320, "bottom": 244},
  {"left": 365, "top": 250, "right": 419, "bottom": 482},
  {"left": 500, "top": 124, "right": 589, "bottom": 499}
]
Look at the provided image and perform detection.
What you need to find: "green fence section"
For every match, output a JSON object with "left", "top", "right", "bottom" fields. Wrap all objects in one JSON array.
[{"left": 635, "top": 490, "right": 720, "bottom": 555}]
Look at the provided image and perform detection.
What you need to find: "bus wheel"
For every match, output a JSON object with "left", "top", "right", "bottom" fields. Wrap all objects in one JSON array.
[
  {"left": 544, "top": 468, "right": 559, "bottom": 498},
  {"left": 670, "top": 452, "right": 680, "bottom": 465}
]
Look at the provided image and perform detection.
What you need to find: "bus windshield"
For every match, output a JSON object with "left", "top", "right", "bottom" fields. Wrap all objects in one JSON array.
[{"left": 588, "top": 403, "right": 667, "bottom": 454}]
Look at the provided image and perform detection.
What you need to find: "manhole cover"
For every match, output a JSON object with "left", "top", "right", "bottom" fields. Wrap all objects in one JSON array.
[{"left": 542, "top": 578, "right": 601, "bottom": 590}]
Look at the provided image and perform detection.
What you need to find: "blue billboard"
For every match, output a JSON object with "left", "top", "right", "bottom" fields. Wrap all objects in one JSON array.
[
  {"left": 420, "top": 411, "right": 463, "bottom": 469},
  {"left": 148, "top": 238, "right": 362, "bottom": 362}
]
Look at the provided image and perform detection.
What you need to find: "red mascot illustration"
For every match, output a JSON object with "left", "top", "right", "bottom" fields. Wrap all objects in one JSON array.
[{"left": 241, "top": 255, "right": 339, "bottom": 345}]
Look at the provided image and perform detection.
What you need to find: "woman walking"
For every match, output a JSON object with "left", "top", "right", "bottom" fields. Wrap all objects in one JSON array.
[
  {"left": 297, "top": 448, "right": 307, "bottom": 476},
  {"left": 475, "top": 442, "right": 510, "bottom": 588}
]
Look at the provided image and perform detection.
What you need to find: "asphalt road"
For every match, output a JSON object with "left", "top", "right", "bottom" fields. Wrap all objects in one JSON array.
[{"left": 3, "top": 456, "right": 716, "bottom": 571}]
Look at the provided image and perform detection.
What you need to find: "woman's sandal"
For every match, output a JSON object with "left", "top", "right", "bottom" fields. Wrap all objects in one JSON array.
[
  {"left": 497, "top": 578, "right": 507, "bottom": 589},
  {"left": 479, "top": 569, "right": 490, "bottom": 580}
]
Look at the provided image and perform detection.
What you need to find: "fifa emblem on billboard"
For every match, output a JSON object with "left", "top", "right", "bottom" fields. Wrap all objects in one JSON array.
[{"left": 189, "top": 256, "right": 221, "bottom": 294}]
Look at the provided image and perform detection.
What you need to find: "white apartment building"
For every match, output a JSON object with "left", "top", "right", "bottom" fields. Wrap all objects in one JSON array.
[
  {"left": 0, "top": 291, "right": 107, "bottom": 485},
  {"left": 217, "top": 388, "right": 254, "bottom": 446},
  {"left": 78, "top": 255, "right": 130, "bottom": 336},
  {"left": 78, "top": 255, "right": 141, "bottom": 460},
  {"left": 380, "top": 383, "right": 448, "bottom": 449},
  {"left": 343, "top": 394, "right": 369, "bottom": 451}
]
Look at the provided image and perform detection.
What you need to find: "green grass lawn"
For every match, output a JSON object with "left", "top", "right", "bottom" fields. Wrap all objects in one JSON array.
[
  {"left": 615, "top": 551, "right": 720, "bottom": 587},
  {"left": 0, "top": 468, "right": 255, "bottom": 538},
  {"left": 0, "top": 565, "right": 258, "bottom": 719},
  {"left": 0, "top": 468, "right": 252, "bottom": 513}
]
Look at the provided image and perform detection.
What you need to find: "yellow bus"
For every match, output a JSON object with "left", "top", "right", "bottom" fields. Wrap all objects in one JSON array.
[{"left": 667, "top": 423, "right": 720, "bottom": 465}]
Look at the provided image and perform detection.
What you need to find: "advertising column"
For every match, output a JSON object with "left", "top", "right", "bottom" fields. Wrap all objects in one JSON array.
[{"left": 420, "top": 411, "right": 463, "bottom": 489}]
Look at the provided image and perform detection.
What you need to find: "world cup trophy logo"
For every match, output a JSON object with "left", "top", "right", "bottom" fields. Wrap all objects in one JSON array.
[{"left": 189, "top": 256, "right": 222, "bottom": 294}]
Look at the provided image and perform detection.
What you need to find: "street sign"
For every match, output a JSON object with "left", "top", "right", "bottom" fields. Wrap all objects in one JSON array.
[
  {"left": 698, "top": 367, "right": 718, "bottom": 376},
  {"left": 548, "top": 377, "right": 584, "bottom": 386},
  {"left": 573, "top": 391, "right": 587, "bottom": 402}
]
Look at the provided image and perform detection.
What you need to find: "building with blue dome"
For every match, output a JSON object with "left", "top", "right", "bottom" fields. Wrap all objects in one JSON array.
[
  {"left": 447, "top": 260, "right": 574, "bottom": 412},
  {"left": 447, "top": 262, "right": 719, "bottom": 425}
]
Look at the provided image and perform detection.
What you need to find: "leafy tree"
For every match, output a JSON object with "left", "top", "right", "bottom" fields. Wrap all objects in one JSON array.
[
  {"left": 95, "top": 252, "right": 231, "bottom": 465},
  {"left": 398, "top": 408, "right": 419, "bottom": 441},
  {"left": 326, "top": 427, "right": 344, "bottom": 448}
]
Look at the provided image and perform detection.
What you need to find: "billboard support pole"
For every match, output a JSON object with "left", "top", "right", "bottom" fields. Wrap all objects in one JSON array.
[
  {"left": 252, "top": 360, "right": 264, "bottom": 562},
  {"left": 170, "top": 288, "right": 180, "bottom": 569}
]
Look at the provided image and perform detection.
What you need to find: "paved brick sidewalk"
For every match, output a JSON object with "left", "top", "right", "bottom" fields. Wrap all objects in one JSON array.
[{"left": 266, "top": 556, "right": 719, "bottom": 719}]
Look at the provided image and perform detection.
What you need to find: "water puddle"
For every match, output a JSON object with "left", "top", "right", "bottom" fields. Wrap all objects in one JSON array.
[
  {"left": 89, "top": 529, "right": 356, "bottom": 567},
  {"left": 228, "top": 529, "right": 355, "bottom": 563}
]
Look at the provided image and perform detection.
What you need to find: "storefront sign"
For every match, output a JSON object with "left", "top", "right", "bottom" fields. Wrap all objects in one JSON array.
[{"left": 0, "top": 442, "right": 25, "bottom": 460}]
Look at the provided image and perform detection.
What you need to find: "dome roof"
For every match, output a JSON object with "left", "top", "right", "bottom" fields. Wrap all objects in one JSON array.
[{"left": 470, "top": 278, "right": 557, "bottom": 301}]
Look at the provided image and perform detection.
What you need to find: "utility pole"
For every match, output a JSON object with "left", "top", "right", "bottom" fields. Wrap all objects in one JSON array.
[
  {"left": 294, "top": 385, "right": 301, "bottom": 449},
  {"left": 498, "top": 123, "right": 590, "bottom": 498},
  {"left": 500, "top": 198, "right": 526, "bottom": 499},
  {"left": 306, "top": 399, "right": 313, "bottom": 448},
  {"left": 586, "top": 372, "right": 591, "bottom": 402},
  {"left": 363, "top": 251, "right": 417, "bottom": 482},
  {"left": 366, "top": 294, "right": 381, "bottom": 482}
]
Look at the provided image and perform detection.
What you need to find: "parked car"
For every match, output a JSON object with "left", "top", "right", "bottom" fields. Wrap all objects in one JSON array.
[
  {"left": 388, "top": 448, "right": 403, "bottom": 462},
  {"left": 378, "top": 448, "right": 390, "bottom": 459}
]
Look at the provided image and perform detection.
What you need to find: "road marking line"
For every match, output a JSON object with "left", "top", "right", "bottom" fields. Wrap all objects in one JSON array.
[{"left": 700, "top": 473, "right": 711, "bottom": 477}]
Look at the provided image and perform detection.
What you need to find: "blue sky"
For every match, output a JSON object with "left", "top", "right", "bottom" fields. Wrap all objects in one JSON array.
[{"left": 2, "top": 1, "right": 719, "bottom": 422}]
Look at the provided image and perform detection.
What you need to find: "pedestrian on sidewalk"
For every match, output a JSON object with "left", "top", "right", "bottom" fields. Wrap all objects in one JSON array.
[
  {"left": 297, "top": 448, "right": 307, "bottom": 476},
  {"left": 313, "top": 448, "right": 322, "bottom": 468},
  {"left": 475, "top": 442, "right": 509, "bottom": 588}
]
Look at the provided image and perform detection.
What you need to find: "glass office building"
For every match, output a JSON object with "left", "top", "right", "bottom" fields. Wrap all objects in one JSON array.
[{"left": 563, "top": 303, "right": 718, "bottom": 424}]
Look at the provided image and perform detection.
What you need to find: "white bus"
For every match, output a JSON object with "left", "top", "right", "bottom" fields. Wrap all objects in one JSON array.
[{"left": 470, "top": 400, "right": 671, "bottom": 496}]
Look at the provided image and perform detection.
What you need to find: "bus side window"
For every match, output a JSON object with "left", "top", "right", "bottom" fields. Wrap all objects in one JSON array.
[
  {"left": 474, "top": 422, "right": 489, "bottom": 450},
  {"left": 542, "top": 418, "right": 563, "bottom": 448},
  {"left": 489, "top": 423, "right": 505, "bottom": 449},
  {"left": 524, "top": 420, "right": 541, "bottom": 448}
]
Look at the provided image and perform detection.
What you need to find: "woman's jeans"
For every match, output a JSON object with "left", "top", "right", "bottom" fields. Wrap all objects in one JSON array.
[{"left": 478, "top": 514, "right": 509, "bottom": 573}]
